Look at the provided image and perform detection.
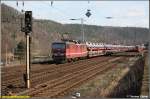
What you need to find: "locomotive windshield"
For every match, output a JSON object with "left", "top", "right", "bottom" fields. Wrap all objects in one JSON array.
[{"left": 52, "top": 43, "right": 65, "bottom": 49}]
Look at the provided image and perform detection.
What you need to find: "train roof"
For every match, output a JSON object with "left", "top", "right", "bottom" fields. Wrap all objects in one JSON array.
[
  {"left": 52, "top": 41, "right": 85, "bottom": 45},
  {"left": 52, "top": 41, "right": 137, "bottom": 48}
]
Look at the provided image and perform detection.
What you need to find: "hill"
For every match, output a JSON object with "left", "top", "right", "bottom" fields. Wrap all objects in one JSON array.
[{"left": 1, "top": 3, "right": 149, "bottom": 60}]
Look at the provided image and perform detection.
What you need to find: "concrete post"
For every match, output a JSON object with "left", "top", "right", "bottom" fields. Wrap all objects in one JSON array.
[{"left": 26, "top": 34, "right": 30, "bottom": 88}]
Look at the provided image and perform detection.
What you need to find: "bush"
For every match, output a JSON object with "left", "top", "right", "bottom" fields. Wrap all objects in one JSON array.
[{"left": 14, "top": 41, "right": 26, "bottom": 61}]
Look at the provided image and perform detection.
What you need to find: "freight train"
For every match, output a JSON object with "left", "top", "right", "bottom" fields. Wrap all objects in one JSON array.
[{"left": 51, "top": 40, "right": 145, "bottom": 62}]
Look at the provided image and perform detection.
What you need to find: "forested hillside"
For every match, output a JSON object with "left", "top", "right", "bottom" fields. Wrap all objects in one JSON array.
[{"left": 1, "top": 3, "right": 149, "bottom": 59}]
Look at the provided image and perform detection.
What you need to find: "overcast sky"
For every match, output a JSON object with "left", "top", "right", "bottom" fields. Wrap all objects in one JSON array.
[{"left": 2, "top": 1, "right": 149, "bottom": 28}]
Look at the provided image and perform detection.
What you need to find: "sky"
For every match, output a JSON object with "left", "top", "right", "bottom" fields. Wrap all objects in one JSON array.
[{"left": 1, "top": 1, "right": 149, "bottom": 28}]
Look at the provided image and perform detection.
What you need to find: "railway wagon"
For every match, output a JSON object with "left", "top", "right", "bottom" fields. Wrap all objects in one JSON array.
[
  {"left": 104, "top": 45, "right": 137, "bottom": 54},
  {"left": 86, "top": 42, "right": 106, "bottom": 57},
  {"left": 52, "top": 42, "right": 88, "bottom": 62},
  {"left": 137, "top": 44, "right": 146, "bottom": 52},
  {"left": 85, "top": 42, "right": 138, "bottom": 56}
]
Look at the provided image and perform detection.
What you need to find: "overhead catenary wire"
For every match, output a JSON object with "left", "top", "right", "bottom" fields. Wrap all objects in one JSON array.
[
  {"left": 42, "top": 1, "right": 71, "bottom": 20},
  {"left": 26, "top": 1, "right": 94, "bottom": 25}
]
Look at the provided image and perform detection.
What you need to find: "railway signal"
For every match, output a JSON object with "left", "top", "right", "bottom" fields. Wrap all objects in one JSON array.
[
  {"left": 25, "top": 11, "right": 32, "bottom": 34},
  {"left": 22, "top": 11, "right": 32, "bottom": 88}
]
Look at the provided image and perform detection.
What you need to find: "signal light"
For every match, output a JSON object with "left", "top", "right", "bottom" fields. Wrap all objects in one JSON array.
[{"left": 25, "top": 11, "right": 32, "bottom": 33}]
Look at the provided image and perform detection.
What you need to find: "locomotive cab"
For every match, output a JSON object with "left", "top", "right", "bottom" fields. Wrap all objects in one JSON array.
[{"left": 51, "top": 42, "right": 66, "bottom": 62}]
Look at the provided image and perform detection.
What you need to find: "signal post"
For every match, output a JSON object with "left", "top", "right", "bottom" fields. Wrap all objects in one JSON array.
[
  {"left": 26, "top": 34, "right": 30, "bottom": 88},
  {"left": 23, "top": 11, "right": 32, "bottom": 88}
]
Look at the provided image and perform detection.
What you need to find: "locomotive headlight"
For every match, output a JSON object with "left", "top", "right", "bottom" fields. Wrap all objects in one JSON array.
[
  {"left": 53, "top": 53, "right": 64, "bottom": 56},
  {"left": 60, "top": 53, "right": 64, "bottom": 56}
]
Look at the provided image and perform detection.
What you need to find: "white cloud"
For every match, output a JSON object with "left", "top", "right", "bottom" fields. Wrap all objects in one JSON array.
[
  {"left": 126, "top": 7, "right": 146, "bottom": 17},
  {"left": 102, "top": 17, "right": 149, "bottom": 28},
  {"left": 111, "top": 6, "right": 147, "bottom": 18},
  {"left": 107, "top": 4, "right": 148, "bottom": 28}
]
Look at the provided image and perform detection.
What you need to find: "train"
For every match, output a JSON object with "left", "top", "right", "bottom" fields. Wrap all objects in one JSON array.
[{"left": 51, "top": 40, "right": 145, "bottom": 62}]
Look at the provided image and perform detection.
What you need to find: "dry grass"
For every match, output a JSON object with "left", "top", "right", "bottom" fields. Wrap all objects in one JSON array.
[{"left": 69, "top": 56, "right": 141, "bottom": 98}]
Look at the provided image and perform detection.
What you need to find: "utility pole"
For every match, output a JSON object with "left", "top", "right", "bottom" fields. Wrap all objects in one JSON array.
[
  {"left": 81, "top": 18, "right": 84, "bottom": 42},
  {"left": 103, "top": 32, "right": 105, "bottom": 43},
  {"left": 70, "top": 18, "right": 85, "bottom": 42},
  {"left": 134, "top": 29, "right": 136, "bottom": 45}
]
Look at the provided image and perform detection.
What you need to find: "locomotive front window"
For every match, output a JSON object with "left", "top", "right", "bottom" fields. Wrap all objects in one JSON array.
[{"left": 52, "top": 43, "right": 65, "bottom": 49}]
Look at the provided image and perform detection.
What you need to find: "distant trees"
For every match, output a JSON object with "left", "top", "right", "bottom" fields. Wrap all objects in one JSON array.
[
  {"left": 1, "top": 3, "right": 149, "bottom": 57},
  {"left": 61, "top": 32, "right": 70, "bottom": 40},
  {"left": 14, "top": 40, "right": 26, "bottom": 62}
]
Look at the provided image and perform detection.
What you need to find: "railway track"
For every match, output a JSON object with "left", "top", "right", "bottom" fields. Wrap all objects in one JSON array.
[
  {"left": 2, "top": 52, "right": 138, "bottom": 79},
  {"left": 2, "top": 64, "right": 54, "bottom": 79},
  {"left": 2, "top": 56, "right": 113, "bottom": 95},
  {"left": 2, "top": 57, "right": 110, "bottom": 88},
  {"left": 36, "top": 62, "right": 117, "bottom": 97},
  {"left": 2, "top": 56, "right": 129, "bottom": 97},
  {"left": 2, "top": 56, "right": 100, "bottom": 79},
  {"left": 2, "top": 59, "right": 87, "bottom": 82},
  {"left": 17, "top": 56, "right": 125, "bottom": 97}
]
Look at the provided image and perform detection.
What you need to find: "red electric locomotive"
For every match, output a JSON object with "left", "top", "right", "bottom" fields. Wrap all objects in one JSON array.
[{"left": 51, "top": 41, "right": 88, "bottom": 62}]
